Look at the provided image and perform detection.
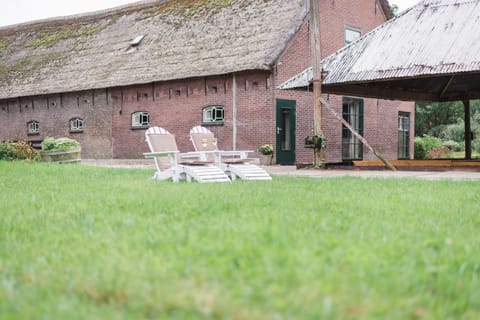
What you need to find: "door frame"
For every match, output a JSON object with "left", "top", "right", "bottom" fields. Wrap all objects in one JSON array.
[
  {"left": 275, "top": 99, "right": 296, "bottom": 165},
  {"left": 342, "top": 97, "right": 364, "bottom": 161}
]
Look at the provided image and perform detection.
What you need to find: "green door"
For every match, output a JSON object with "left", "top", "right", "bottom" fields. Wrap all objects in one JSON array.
[{"left": 276, "top": 99, "right": 296, "bottom": 165}]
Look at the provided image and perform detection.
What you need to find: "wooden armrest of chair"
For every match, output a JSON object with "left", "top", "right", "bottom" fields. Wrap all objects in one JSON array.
[
  {"left": 180, "top": 151, "right": 221, "bottom": 163},
  {"left": 221, "top": 157, "right": 257, "bottom": 164},
  {"left": 143, "top": 151, "right": 179, "bottom": 158},
  {"left": 217, "top": 150, "right": 253, "bottom": 160}
]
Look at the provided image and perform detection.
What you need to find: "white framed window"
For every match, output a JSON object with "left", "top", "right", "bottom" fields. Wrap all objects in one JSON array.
[
  {"left": 131, "top": 111, "right": 150, "bottom": 128},
  {"left": 345, "top": 27, "right": 361, "bottom": 45},
  {"left": 398, "top": 112, "right": 410, "bottom": 159},
  {"left": 202, "top": 106, "right": 224, "bottom": 124},
  {"left": 27, "top": 121, "right": 40, "bottom": 135},
  {"left": 70, "top": 118, "right": 84, "bottom": 132}
]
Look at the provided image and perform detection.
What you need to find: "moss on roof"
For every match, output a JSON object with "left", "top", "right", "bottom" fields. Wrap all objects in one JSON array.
[
  {"left": 0, "top": 57, "right": 31, "bottom": 82},
  {"left": 0, "top": 38, "right": 14, "bottom": 55},
  {"left": 0, "top": 0, "right": 308, "bottom": 99},
  {"left": 143, "top": 0, "right": 254, "bottom": 29},
  {"left": 0, "top": 53, "right": 68, "bottom": 83},
  {"left": 149, "top": 0, "right": 238, "bottom": 16},
  {"left": 25, "top": 24, "right": 108, "bottom": 49}
]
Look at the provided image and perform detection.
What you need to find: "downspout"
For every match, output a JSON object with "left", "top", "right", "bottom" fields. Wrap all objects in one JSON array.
[{"left": 232, "top": 73, "right": 237, "bottom": 151}]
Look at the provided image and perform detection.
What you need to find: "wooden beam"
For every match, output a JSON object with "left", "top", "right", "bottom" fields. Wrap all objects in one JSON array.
[
  {"left": 463, "top": 99, "right": 472, "bottom": 160},
  {"left": 322, "top": 84, "right": 480, "bottom": 102},
  {"left": 320, "top": 97, "right": 396, "bottom": 171},
  {"left": 439, "top": 75, "right": 455, "bottom": 99},
  {"left": 323, "top": 84, "right": 440, "bottom": 102},
  {"left": 310, "top": 0, "right": 325, "bottom": 167}
]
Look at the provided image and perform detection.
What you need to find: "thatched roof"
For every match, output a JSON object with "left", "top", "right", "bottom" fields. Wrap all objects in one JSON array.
[
  {"left": 0, "top": 0, "right": 308, "bottom": 100},
  {"left": 278, "top": 0, "right": 480, "bottom": 102}
]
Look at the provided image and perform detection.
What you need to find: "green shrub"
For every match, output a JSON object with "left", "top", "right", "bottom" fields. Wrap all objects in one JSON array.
[
  {"left": 415, "top": 135, "right": 445, "bottom": 159},
  {"left": 442, "top": 140, "right": 460, "bottom": 151},
  {"left": 426, "top": 146, "right": 451, "bottom": 159},
  {"left": 430, "top": 124, "right": 448, "bottom": 138},
  {"left": 414, "top": 137, "right": 426, "bottom": 159},
  {"left": 420, "top": 135, "right": 443, "bottom": 151},
  {"left": 0, "top": 141, "right": 40, "bottom": 161},
  {"left": 0, "top": 142, "right": 15, "bottom": 160},
  {"left": 41, "top": 137, "right": 80, "bottom": 152},
  {"left": 473, "top": 138, "right": 480, "bottom": 153},
  {"left": 12, "top": 141, "right": 40, "bottom": 161},
  {"left": 440, "top": 120, "right": 465, "bottom": 142}
]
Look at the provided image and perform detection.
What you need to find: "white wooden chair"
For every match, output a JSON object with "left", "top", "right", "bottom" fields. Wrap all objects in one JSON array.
[
  {"left": 144, "top": 127, "right": 230, "bottom": 183},
  {"left": 189, "top": 126, "right": 272, "bottom": 181}
]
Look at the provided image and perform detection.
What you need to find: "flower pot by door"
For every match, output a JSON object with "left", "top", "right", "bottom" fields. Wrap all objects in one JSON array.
[{"left": 259, "top": 154, "right": 272, "bottom": 165}]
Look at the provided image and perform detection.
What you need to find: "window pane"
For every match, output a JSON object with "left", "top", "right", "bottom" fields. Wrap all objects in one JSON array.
[
  {"left": 281, "top": 109, "right": 291, "bottom": 150},
  {"left": 71, "top": 118, "right": 84, "bottom": 131},
  {"left": 204, "top": 109, "right": 213, "bottom": 122},
  {"left": 132, "top": 112, "right": 149, "bottom": 127},
  {"left": 345, "top": 28, "right": 361, "bottom": 44},
  {"left": 214, "top": 108, "right": 224, "bottom": 121},
  {"left": 140, "top": 113, "right": 149, "bottom": 125},
  {"left": 132, "top": 113, "right": 139, "bottom": 125},
  {"left": 27, "top": 121, "right": 40, "bottom": 134},
  {"left": 203, "top": 106, "right": 224, "bottom": 123},
  {"left": 398, "top": 112, "right": 410, "bottom": 159},
  {"left": 342, "top": 98, "right": 363, "bottom": 160}
]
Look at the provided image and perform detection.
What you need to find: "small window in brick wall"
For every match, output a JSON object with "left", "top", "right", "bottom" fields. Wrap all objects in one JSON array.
[
  {"left": 27, "top": 121, "right": 40, "bottom": 135},
  {"left": 202, "top": 106, "right": 224, "bottom": 124},
  {"left": 132, "top": 111, "right": 150, "bottom": 128},
  {"left": 345, "top": 27, "right": 361, "bottom": 45},
  {"left": 70, "top": 118, "right": 84, "bottom": 133}
]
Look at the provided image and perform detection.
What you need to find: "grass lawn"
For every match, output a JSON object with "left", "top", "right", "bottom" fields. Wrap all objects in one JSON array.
[
  {"left": 450, "top": 152, "right": 480, "bottom": 159},
  {"left": 1, "top": 161, "right": 479, "bottom": 319}
]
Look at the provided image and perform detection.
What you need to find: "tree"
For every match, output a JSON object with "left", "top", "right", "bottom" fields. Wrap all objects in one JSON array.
[
  {"left": 415, "top": 101, "right": 465, "bottom": 136},
  {"left": 415, "top": 100, "right": 480, "bottom": 155},
  {"left": 390, "top": 3, "right": 399, "bottom": 15}
]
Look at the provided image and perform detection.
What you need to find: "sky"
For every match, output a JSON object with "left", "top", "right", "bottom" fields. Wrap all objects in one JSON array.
[{"left": 0, "top": 0, "right": 421, "bottom": 28}]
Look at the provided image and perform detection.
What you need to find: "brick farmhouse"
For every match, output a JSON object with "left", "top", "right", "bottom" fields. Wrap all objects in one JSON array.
[{"left": 0, "top": 0, "right": 414, "bottom": 165}]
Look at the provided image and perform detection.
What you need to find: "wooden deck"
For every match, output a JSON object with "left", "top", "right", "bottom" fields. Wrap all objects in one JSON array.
[{"left": 353, "top": 160, "right": 480, "bottom": 170}]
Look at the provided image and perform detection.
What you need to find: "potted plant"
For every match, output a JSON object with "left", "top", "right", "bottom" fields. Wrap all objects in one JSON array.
[
  {"left": 40, "top": 137, "right": 81, "bottom": 163},
  {"left": 258, "top": 143, "right": 274, "bottom": 165},
  {"left": 304, "top": 133, "right": 326, "bottom": 149}
]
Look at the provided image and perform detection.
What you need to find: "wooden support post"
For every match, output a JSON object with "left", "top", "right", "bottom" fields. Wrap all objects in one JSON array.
[
  {"left": 320, "top": 97, "right": 396, "bottom": 171},
  {"left": 463, "top": 99, "right": 472, "bottom": 160},
  {"left": 310, "top": 0, "right": 325, "bottom": 168}
]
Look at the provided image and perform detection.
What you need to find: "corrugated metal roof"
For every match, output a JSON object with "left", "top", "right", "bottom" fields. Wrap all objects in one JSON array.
[{"left": 279, "top": 0, "right": 480, "bottom": 97}]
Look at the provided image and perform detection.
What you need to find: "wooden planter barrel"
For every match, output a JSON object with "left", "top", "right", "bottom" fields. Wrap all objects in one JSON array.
[
  {"left": 259, "top": 154, "right": 273, "bottom": 165},
  {"left": 40, "top": 148, "right": 81, "bottom": 163}
]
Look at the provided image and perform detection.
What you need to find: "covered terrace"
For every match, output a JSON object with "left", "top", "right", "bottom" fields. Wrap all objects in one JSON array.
[{"left": 279, "top": 0, "right": 480, "bottom": 162}]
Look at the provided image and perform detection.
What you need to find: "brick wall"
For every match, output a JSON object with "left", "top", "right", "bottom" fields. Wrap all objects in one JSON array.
[
  {"left": 273, "top": 0, "right": 415, "bottom": 164},
  {"left": 0, "top": 0, "right": 415, "bottom": 163},
  {"left": 110, "top": 71, "right": 274, "bottom": 158},
  {"left": 0, "top": 89, "right": 113, "bottom": 158}
]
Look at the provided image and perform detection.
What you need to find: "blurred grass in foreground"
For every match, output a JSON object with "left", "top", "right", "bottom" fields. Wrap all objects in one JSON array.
[{"left": 1, "top": 161, "right": 479, "bottom": 319}]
